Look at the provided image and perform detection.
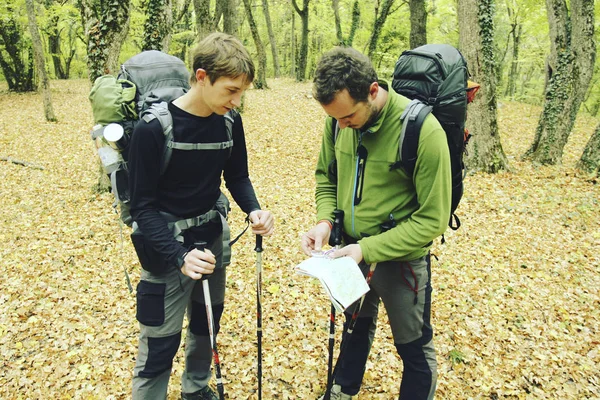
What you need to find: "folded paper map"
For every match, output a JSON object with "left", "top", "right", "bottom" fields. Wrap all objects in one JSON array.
[{"left": 295, "top": 255, "right": 370, "bottom": 312}]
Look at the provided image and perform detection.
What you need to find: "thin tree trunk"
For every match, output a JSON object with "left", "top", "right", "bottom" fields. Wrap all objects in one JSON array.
[
  {"left": 576, "top": 123, "right": 600, "bottom": 176},
  {"left": 242, "top": 0, "right": 268, "bottom": 89},
  {"left": 504, "top": 22, "right": 521, "bottom": 98},
  {"left": 291, "top": 0, "right": 309, "bottom": 81},
  {"left": 409, "top": 0, "right": 427, "bottom": 48},
  {"left": 332, "top": 0, "right": 343, "bottom": 45},
  {"left": 347, "top": 0, "right": 360, "bottom": 47},
  {"left": 459, "top": 0, "right": 508, "bottom": 173},
  {"left": 290, "top": 9, "right": 296, "bottom": 77},
  {"left": 523, "top": 0, "right": 596, "bottom": 165},
  {"left": 262, "top": 0, "right": 280, "bottom": 77},
  {"left": 367, "top": 0, "right": 395, "bottom": 59},
  {"left": 25, "top": 0, "right": 57, "bottom": 122}
]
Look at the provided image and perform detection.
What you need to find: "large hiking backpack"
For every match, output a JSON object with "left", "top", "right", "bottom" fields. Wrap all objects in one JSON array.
[
  {"left": 391, "top": 43, "right": 478, "bottom": 231},
  {"left": 88, "top": 50, "right": 236, "bottom": 227}
]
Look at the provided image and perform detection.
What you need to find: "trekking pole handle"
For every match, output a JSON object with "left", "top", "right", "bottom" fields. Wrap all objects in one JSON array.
[
  {"left": 255, "top": 235, "right": 263, "bottom": 252},
  {"left": 194, "top": 242, "right": 210, "bottom": 280},
  {"left": 332, "top": 209, "right": 344, "bottom": 248}
]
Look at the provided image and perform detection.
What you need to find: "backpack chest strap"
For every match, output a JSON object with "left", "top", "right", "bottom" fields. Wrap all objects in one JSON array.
[{"left": 168, "top": 140, "right": 234, "bottom": 151}]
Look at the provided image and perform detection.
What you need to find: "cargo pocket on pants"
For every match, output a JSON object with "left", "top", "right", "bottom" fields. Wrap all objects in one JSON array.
[{"left": 136, "top": 280, "right": 166, "bottom": 327}]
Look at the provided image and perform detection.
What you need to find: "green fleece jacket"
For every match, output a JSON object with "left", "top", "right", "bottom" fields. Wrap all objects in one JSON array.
[{"left": 315, "top": 84, "right": 452, "bottom": 264}]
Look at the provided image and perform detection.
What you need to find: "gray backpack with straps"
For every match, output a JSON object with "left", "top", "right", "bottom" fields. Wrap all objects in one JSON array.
[{"left": 89, "top": 51, "right": 236, "bottom": 265}]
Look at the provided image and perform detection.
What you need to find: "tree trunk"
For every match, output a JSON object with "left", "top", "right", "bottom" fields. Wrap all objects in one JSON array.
[
  {"left": 242, "top": 0, "right": 268, "bottom": 89},
  {"left": 409, "top": 0, "right": 427, "bottom": 48},
  {"left": 458, "top": 0, "right": 508, "bottom": 173},
  {"left": 367, "top": 0, "right": 395, "bottom": 59},
  {"left": 78, "top": 0, "right": 131, "bottom": 82},
  {"left": 347, "top": 0, "right": 360, "bottom": 47},
  {"left": 332, "top": 0, "right": 343, "bottom": 45},
  {"left": 223, "top": 0, "right": 239, "bottom": 35},
  {"left": 504, "top": 23, "right": 521, "bottom": 98},
  {"left": 25, "top": 0, "right": 57, "bottom": 122},
  {"left": 262, "top": 0, "right": 280, "bottom": 77},
  {"left": 290, "top": 8, "right": 296, "bottom": 77},
  {"left": 193, "top": 0, "right": 212, "bottom": 40},
  {"left": 0, "top": 8, "right": 35, "bottom": 92},
  {"left": 142, "top": 0, "right": 172, "bottom": 51},
  {"left": 523, "top": 0, "right": 596, "bottom": 165},
  {"left": 291, "top": 0, "right": 309, "bottom": 81},
  {"left": 576, "top": 123, "right": 600, "bottom": 176}
]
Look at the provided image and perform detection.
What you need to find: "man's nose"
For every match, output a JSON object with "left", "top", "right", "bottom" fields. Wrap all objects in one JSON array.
[
  {"left": 231, "top": 93, "right": 242, "bottom": 107},
  {"left": 337, "top": 119, "right": 350, "bottom": 129}
]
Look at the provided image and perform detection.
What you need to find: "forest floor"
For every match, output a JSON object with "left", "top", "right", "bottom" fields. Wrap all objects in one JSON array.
[{"left": 0, "top": 79, "right": 599, "bottom": 399}]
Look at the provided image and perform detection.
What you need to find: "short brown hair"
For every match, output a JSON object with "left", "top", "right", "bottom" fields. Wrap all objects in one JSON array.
[
  {"left": 313, "top": 46, "right": 377, "bottom": 105},
  {"left": 190, "top": 32, "right": 255, "bottom": 85}
]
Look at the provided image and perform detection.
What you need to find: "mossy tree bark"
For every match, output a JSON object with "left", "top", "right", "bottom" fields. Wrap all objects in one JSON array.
[
  {"left": 522, "top": 0, "right": 596, "bottom": 165},
  {"left": 459, "top": 0, "right": 509, "bottom": 173}
]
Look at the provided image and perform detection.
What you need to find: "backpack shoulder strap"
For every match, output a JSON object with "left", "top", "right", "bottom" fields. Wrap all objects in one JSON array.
[
  {"left": 142, "top": 104, "right": 237, "bottom": 176},
  {"left": 223, "top": 110, "right": 236, "bottom": 158},
  {"left": 396, "top": 99, "right": 433, "bottom": 176},
  {"left": 141, "top": 102, "right": 175, "bottom": 176}
]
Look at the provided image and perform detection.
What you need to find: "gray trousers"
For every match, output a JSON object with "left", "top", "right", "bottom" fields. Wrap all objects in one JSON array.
[
  {"left": 132, "top": 236, "right": 225, "bottom": 400},
  {"left": 336, "top": 254, "right": 437, "bottom": 399}
]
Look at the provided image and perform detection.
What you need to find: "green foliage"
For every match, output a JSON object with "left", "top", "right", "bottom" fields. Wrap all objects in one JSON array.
[{"left": 0, "top": 0, "right": 35, "bottom": 90}]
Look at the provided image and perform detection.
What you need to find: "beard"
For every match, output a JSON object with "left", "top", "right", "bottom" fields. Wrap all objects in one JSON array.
[{"left": 359, "top": 102, "right": 381, "bottom": 132}]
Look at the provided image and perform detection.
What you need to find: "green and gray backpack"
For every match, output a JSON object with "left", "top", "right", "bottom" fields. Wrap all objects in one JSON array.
[{"left": 88, "top": 50, "right": 236, "bottom": 228}]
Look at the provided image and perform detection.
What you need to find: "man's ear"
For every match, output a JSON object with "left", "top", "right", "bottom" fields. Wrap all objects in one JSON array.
[
  {"left": 195, "top": 68, "right": 207, "bottom": 84},
  {"left": 369, "top": 82, "right": 379, "bottom": 100}
]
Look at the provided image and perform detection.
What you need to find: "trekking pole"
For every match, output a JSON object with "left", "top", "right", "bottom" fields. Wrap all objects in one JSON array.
[
  {"left": 324, "top": 210, "right": 344, "bottom": 400},
  {"left": 326, "top": 262, "right": 378, "bottom": 397},
  {"left": 194, "top": 242, "right": 225, "bottom": 400},
  {"left": 255, "top": 234, "right": 263, "bottom": 400}
]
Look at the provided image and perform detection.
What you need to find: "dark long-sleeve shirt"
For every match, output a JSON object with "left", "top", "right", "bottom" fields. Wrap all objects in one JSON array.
[{"left": 128, "top": 101, "right": 260, "bottom": 268}]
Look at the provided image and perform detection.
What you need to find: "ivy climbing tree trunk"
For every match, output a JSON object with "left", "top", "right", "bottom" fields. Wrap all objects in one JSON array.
[
  {"left": 193, "top": 0, "right": 213, "bottom": 40},
  {"left": 458, "top": 0, "right": 508, "bottom": 173},
  {"left": 142, "top": 0, "right": 172, "bottom": 51},
  {"left": 291, "top": 0, "right": 310, "bottom": 81},
  {"left": 262, "top": 0, "right": 280, "bottom": 77},
  {"left": 522, "top": 0, "right": 596, "bottom": 165},
  {"left": 78, "top": 0, "right": 131, "bottom": 82},
  {"left": 25, "top": 0, "right": 57, "bottom": 121},
  {"left": 367, "top": 0, "right": 396, "bottom": 59},
  {"left": 576, "top": 123, "right": 600, "bottom": 176},
  {"left": 409, "top": 0, "right": 427, "bottom": 48},
  {"left": 242, "top": 0, "right": 268, "bottom": 89},
  {"left": 346, "top": 0, "right": 360, "bottom": 47}
]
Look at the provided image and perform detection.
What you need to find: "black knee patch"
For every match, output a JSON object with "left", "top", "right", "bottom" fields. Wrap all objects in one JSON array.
[
  {"left": 139, "top": 332, "right": 181, "bottom": 378},
  {"left": 189, "top": 301, "right": 224, "bottom": 336},
  {"left": 395, "top": 340, "right": 433, "bottom": 399}
]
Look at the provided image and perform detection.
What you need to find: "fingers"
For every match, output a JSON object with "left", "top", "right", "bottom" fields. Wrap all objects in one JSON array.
[
  {"left": 250, "top": 210, "right": 275, "bottom": 237},
  {"left": 301, "top": 233, "right": 315, "bottom": 256},
  {"left": 181, "top": 248, "right": 216, "bottom": 280}
]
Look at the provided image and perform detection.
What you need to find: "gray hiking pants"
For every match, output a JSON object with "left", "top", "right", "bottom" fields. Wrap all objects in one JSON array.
[
  {"left": 335, "top": 253, "right": 437, "bottom": 399},
  {"left": 132, "top": 235, "right": 225, "bottom": 400}
]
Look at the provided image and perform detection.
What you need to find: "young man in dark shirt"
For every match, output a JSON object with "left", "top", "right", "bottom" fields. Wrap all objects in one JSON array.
[{"left": 129, "top": 32, "right": 274, "bottom": 400}]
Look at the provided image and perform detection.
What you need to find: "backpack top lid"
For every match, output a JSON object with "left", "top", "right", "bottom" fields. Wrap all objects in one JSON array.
[
  {"left": 392, "top": 44, "right": 468, "bottom": 127},
  {"left": 119, "top": 50, "right": 191, "bottom": 113}
]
